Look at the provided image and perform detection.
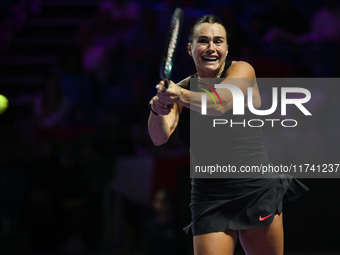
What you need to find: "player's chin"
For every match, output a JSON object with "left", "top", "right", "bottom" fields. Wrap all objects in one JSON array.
[{"left": 201, "top": 63, "right": 220, "bottom": 72}]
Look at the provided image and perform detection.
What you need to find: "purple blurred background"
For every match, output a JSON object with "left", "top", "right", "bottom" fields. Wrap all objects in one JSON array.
[{"left": 0, "top": 0, "right": 340, "bottom": 254}]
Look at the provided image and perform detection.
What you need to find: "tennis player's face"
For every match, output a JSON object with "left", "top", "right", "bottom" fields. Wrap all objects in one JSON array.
[{"left": 188, "top": 23, "right": 228, "bottom": 78}]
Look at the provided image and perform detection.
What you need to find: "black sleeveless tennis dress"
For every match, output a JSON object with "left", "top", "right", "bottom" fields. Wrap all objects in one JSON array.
[{"left": 177, "top": 60, "right": 309, "bottom": 235}]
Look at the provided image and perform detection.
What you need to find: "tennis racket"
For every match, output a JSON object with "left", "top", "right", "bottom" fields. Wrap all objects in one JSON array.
[{"left": 159, "top": 8, "right": 184, "bottom": 89}]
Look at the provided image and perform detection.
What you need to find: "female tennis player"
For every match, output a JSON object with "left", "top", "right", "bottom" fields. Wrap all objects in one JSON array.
[{"left": 148, "top": 15, "right": 308, "bottom": 255}]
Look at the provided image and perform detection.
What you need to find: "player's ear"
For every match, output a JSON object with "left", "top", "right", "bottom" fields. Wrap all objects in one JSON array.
[{"left": 187, "top": 43, "right": 192, "bottom": 56}]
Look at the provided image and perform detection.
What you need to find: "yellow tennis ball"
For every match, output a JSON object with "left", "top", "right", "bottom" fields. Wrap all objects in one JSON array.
[{"left": 0, "top": 94, "right": 9, "bottom": 114}]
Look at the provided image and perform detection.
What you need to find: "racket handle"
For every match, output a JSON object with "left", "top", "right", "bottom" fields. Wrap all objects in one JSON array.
[{"left": 162, "top": 78, "right": 170, "bottom": 89}]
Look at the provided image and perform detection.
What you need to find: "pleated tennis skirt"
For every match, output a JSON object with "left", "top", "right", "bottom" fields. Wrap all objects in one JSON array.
[{"left": 183, "top": 172, "right": 309, "bottom": 236}]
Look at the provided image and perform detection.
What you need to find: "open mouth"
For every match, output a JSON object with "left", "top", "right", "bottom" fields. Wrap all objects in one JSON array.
[{"left": 202, "top": 56, "right": 219, "bottom": 63}]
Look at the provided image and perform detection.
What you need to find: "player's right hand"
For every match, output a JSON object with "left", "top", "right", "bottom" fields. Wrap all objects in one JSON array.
[{"left": 150, "top": 96, "right": 173, "bottom": 115}]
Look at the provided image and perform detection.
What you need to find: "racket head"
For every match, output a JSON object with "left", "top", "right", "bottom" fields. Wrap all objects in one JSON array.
[{"left": 159, "top": 8, "right": 184, "bottom": 88}]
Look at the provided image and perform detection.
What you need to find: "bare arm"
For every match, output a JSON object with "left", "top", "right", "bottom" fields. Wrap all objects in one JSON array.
[
  {"left": 158, "top": 62, "right": 260, "bottom": 116},
  {"left": 148, "top": 77, "right": 189, "bottom": 146},
  {"left": 148, "top": 100, "right": 180, "bottom": 146}
]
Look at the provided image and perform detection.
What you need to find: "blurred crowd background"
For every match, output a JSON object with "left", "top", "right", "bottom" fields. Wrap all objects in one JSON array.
[{"left": 0, "top": 0, "right": 340, "bottom": 254}]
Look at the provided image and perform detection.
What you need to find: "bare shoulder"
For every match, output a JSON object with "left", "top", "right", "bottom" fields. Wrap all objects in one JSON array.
[
  {"left": 176, "top": 76, "right": 191, "bottom": 89},
  {"left": 226, "top": 61, "right": 255, "bottom": 78}
]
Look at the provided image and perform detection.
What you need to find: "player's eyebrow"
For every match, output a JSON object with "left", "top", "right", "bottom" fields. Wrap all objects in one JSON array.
[{"left": 197, "top": 35, "right": 225, "bottom": 40}]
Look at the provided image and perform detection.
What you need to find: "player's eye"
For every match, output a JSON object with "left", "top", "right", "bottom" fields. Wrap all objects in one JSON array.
[{"left": 198, "top": 39, "right": 208, "bottom": 44}]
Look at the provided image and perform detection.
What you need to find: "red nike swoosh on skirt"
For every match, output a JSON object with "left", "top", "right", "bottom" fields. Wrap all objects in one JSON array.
[{"left": 259, "top": 213, "right": 273, "bottom": 221}]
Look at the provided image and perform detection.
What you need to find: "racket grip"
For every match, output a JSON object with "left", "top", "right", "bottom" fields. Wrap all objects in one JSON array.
[{"left": 162, "top": 78, "right": 170, "bottom": 89}]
